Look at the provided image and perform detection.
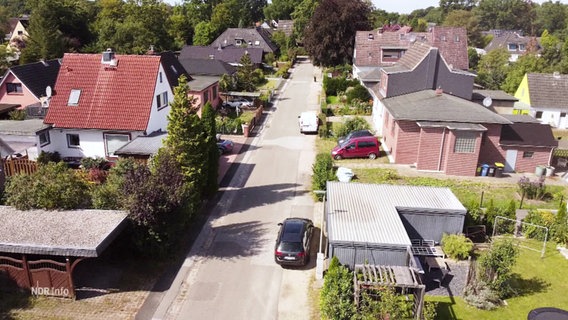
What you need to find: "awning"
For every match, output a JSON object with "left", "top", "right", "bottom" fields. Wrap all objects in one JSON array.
[
  {"left": 222, "top": 91, "right": 262, "bottom": 98},
  {"left": 0, "top": 103, "right": 20, "bottom": 114},
  {"left": 417, "top": 122, "right": 488, "bottom": 131}
]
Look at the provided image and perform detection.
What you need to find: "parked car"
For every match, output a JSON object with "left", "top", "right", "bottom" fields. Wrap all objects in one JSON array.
[
  {"left": 337, "top": 129, "right": 373, "bottom": 145},
  {"left": 331, "top": 136, "right": 380, "bottom": 160},
  {"left": 274, "top": 218, "right": 314, "bottom": 266},
  {"left": 217, "top": 134, "right": 234, "bottom": 154},
  {"left": 223, "top": 97, "right": 253, "bottom": 108},
  {"left": 298, "top": 111, "right": 319, "bottom": 134}
]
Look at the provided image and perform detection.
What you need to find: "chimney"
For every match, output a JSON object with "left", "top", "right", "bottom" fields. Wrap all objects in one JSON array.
[
  {"left": 102, "top": 48, "right": 114, "bottom": 62},
  {"left": 146, "top": 45, "right": 155, "bottom": 55},
  {"left": 435, "top": 86, "right": 443, "bottom": 95}
]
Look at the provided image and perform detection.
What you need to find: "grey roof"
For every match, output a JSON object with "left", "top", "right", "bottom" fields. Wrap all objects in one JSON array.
[
  {"left": 179, "top": 45, "right": 264, "bottom": 65},
  {"left": 326, "top": 182, "right": 466, "bottom": 245},
  {"left": 500, "top": 114, "right": 540, "bottom": 123},
  {"left": 159, "top": 51, "right": 192, "bottom": 87},
  {"left": 527, "top": 73, "right": 568, "bottom": 109},
  {"left": 358, "top": 67, "right": 381, "bottom": 81},
  {"left": 178, "top": 58, "right": 236, "bottom": 76},
  {"left": 383, "top": 90, "right": 512, "bottom": 124},
  {"left": 188, "top": 76, "right": 219, "bottom": 91},
  {"left": 0, "top": 119, "right": 50, "bottom": 135},
  {"left": 0, "top": 207, "right": 128, "bottom": 257},
  {"left": 114, "top": 131, "right": 166, "bottom": 156},
  {"left": 484, "top": 31, "right": 541, "bottom": 54},
  {"left": 211, "top": 27, "right": 278, "bottom": 53},
  {"left": 2, "top": 59, "right": 61, "bottom": 99},
  {"left": 472, "top": 89, "right": 518, "bottom": 101},
  {"left": 382, "top": 43, "right": 433, "bottom": 74},
  {"left": 500, "top": 122, "right": 558, "bottom": 147}
]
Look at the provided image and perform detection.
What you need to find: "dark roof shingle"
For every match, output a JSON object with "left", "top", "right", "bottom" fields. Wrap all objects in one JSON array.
[
  {"left": 179, "top": 45, "right": 263, "bottom": 65},
  {"left": 500, "top": 122, "right": 558, "bottom": 147},
  {"left": 384, "top": 90, "right": 512, "bottom": 124},
  {"left": 7, "top": 59, "right": 60, "bottom": 99},
  {"left": 527, "top": 73, "right": 568, "bottom": 109}
]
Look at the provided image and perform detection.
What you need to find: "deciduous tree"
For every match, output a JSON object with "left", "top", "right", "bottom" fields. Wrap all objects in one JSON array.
[
  {"left": 303, "top": 0, "right": 371, "bottom": 66},
  {"left": 476, "top": 47, "right": 510, "bottom": 89}
]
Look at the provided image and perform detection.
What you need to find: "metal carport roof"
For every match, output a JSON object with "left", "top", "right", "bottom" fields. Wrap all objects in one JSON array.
[{"left": 326, "top": 182, "right": 466, "bottom": 246}]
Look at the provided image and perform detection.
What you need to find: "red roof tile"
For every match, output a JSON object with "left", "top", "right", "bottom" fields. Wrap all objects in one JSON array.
[{"left": 44, "top": 53, "right": 160, "bottom": 131}]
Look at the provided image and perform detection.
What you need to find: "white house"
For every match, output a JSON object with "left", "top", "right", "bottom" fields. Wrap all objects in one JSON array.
[{"left": 41, "top": 50, "right": 190, "bottom": 159}]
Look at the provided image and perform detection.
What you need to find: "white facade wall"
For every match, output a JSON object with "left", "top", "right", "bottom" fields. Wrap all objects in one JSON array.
[
  {"left": 372, "top": 99, "right": 385, "bottom": 134},
  {"left": 147, "top": 64, "right": 172, "bottom": 134},
  {"left": 532, "top": 108, "right": 568, "bottom": 129},
  {"left": 41, "top": 129, "right": 144, "bottom": 158}
]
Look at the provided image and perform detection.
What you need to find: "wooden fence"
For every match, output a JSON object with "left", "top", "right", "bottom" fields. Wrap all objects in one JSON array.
[{"left": 3, "top": 158, "right": 38, "bottom": 177}]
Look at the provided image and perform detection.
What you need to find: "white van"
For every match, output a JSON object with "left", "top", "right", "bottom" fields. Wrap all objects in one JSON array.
[{"left": 298, "top": 111, "right": 319, "bottom": 133}]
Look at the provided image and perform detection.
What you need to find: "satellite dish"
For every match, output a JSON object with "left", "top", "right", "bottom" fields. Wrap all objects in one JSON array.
[
  {"left": 46, "top": 86, "right": 52, "bottom": 98},
  {"left": 483, "top": 96, "right": 493, "bottom": 108}
]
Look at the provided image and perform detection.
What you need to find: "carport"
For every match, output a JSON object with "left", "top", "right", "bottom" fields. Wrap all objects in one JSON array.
[
  {"left": 325, "top": 182, "right": 466, "bottom": 269},
  {"left": 0, "top": 207, "right": 128, "bottom": 298}
]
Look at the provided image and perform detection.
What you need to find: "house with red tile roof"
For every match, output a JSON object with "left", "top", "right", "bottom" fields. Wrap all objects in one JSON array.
[{"left": 41, "top": 50, "right": 190, "bottom": 160}]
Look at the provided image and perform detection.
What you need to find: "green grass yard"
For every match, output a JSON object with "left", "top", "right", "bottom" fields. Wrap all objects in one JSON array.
[{"left": 427, "top": 242, "right": 568, "bottom": 319}]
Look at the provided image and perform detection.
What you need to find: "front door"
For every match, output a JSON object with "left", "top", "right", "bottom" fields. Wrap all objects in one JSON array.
[{"left": 505, "top": 149, "right": 517, "bottom": 172}]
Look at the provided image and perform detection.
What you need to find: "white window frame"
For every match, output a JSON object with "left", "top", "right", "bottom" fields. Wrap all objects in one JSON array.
[
  {"left": 104, "top": 133, "right": 130, "bottom": 157},
  {"left": 66, "top": 133, "right": 80, "bottom": 148},
  {"left": 38, "top": 130, "right": 50, "bottom": 147},
  {"left": 508, "top": 43, "right": 518, "bottom": 51},
  {"left": 156, "top": 91, "right": 168, "bottom": 110},
  {"left": 68, "top": 89, "right": 81, "bottom": 106},
  {"left": 454, "top": 131, "right": 476, "bottom": 153}
]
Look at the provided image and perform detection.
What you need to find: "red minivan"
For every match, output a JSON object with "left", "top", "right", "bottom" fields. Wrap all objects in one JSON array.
[{"left": 331, "top": 136, "right": 380, "bottom": 160}]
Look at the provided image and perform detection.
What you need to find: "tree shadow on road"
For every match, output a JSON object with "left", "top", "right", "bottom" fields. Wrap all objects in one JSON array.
[{"left": 204, "top": 220, "right": 269, "bottom": 260}]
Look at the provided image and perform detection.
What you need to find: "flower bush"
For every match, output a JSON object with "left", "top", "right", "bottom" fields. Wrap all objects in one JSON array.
[{"left": 517, "top": 176, "right": 547, "bottom": 200}]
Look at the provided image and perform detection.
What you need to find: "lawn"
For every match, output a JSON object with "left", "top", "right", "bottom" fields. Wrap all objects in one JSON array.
[{"left": 426, "top": 242, "right": 568, "bottom": 319}]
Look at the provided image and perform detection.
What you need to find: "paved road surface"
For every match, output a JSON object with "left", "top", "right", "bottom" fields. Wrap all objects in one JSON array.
[{"left": 151, "top": 59, "right": 322, "bottom": 320}]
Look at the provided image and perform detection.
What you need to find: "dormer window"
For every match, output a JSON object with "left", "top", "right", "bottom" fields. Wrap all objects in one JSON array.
[
  {"left": 508, "top": 43, "right": 518, "bottom": 51},
  {"left": 68, "top": 89, "right": 81, "bottom": 106},
  {"left": 235, "top": 39, "right": 243, "bottom": 46},
  {"left": 519, "top": 44, "right": 526, "bottom": 51}
]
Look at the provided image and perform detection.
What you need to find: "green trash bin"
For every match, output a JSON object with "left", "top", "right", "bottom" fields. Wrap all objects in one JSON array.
[{"left": 535, "top": 165, "right": 545, "bottom": 177}]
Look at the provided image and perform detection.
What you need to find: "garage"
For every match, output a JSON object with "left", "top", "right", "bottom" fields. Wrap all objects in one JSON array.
[{"left": 325, "top": 181, "right": 466, "bottom": 269}]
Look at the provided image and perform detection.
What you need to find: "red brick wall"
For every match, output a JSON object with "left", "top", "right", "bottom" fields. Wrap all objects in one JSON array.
[
  {"left": 417, "top": 127, "right": 444, "bottom": 171},
  {"left": 478, "top": 124, "right": 505, "bottom": 165},
  {"left": 505, "top": 147, "right": 552, "bottom": 173},
  {"left": 443, "top": 131, "right": 482, "bottom": 176},
  {"left": 392, "top": 120, "right": 420, "bottom": 164}
]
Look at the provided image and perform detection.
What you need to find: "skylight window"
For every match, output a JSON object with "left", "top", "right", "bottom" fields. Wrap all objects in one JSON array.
[{"left": 68, "top": 89, "right": 81, "bottom": 106}]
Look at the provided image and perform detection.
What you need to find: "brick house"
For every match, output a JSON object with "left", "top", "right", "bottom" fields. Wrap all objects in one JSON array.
[{"left": 367, "top": 42, "right": 475, "bottom": 133}]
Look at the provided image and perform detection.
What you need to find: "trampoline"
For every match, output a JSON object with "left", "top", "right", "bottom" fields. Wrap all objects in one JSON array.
[{"left": 528, "top": 308, "right": 568, "bottom": 320}]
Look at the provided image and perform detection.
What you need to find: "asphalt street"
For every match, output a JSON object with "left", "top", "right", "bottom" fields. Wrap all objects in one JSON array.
[{"left": 149, "top": 58, "right": 322, "bottom": 320}]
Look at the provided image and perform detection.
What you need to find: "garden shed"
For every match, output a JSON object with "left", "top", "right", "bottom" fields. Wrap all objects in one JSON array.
[{"left": 325, "top": 182, "right": 466, "bottom": 269}]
